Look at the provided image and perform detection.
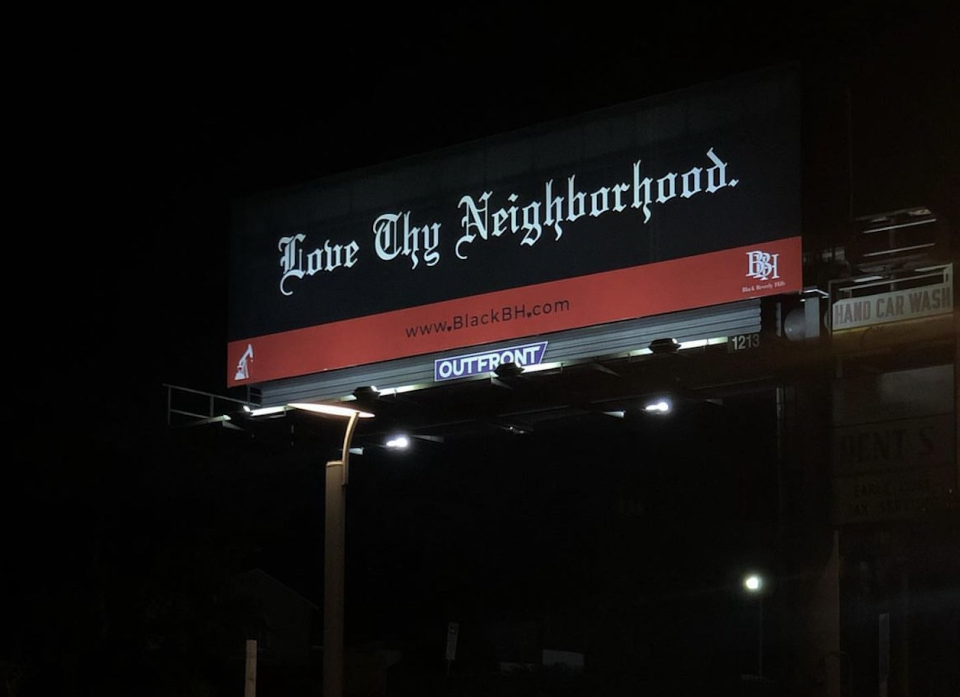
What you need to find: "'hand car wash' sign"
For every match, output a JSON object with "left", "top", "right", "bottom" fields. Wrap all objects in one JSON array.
[{"left": 228, "top": 65, "right": 801, "bottom": 386}]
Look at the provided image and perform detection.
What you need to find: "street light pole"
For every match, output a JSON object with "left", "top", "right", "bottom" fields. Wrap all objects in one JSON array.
[
  {"left": 757, "top": 594, "right": 763, "bottom": 678},
  {"left": 289, "top": 403, "right": 374, "bottom": 697},
  {"left": 324, "top": 410, "right": 356, "bottom": 697},
  {"left": 743, "top": 573, "right": 765, "bottom": 679}
]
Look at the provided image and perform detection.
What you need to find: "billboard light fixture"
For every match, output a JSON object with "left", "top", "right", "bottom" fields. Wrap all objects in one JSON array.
[
  {"left": 649, "top": 338, "right": 680, "bottom": 355},
  {"left": 629, "top": 336, "right": 728, "bottom": 358},
  {"left": 372, "top": 384, "right": 430, "bottom": 397},
  {"left": 523, "top": 361, "right": 562, "bottom": 374},
  {"left": 244, "top": 405, "right": 287, "bottom": 417},
  {"left": 385, "top": 435, "right": 410, "bottom": 450},
  {"left": 494, "top": 362, "right": 525, "bottom": 379},
  {"left": 288, "top": 402, "right": 375, "bottom": 419},
  {"left": 862, "top": 242, "right": 936, "bottom": 258},
  {"left": 352, "top": 385, "right": 380, "bottom": 401},
  {"left": 643, "top": 399, "right": 672, "bottom": 414}
]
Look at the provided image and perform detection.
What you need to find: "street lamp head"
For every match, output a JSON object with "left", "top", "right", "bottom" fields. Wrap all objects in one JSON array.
[{"left": 744, "top": 573, "right": 764, "bottom": 593}]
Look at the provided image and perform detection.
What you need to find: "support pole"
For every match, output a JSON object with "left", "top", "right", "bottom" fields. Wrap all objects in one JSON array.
[
  {"left": 324, "top": 411, "right": 359, "bottom": 697},
  {"left": 245, "top": 640, "right": 257, "bottom": 697},
  {"left": 758, "top": 598, "right": 764, "bottom": 679}
]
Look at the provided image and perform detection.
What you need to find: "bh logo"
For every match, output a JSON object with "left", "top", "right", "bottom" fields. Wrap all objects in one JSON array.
[{"left": 746, "top": 250, "right": 780, "bottom": 281}]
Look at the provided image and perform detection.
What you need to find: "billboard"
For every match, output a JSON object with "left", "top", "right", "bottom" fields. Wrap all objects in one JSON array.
[{"left": 227, "top": 65, "right": 801, "bottom": 387}]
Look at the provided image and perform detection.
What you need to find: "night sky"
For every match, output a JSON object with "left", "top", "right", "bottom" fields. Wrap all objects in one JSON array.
[{"left": 7, "top": 3, "right": 958, "bottom": 695}]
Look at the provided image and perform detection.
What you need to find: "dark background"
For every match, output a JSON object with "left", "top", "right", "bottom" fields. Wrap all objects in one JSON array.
[{"left": 6, "top": 3, "right": 958, "bottom": 695}]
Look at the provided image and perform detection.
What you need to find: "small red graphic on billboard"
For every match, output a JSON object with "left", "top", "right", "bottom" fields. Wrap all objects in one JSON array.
[{"left": 234, "top": 344, "right": 254, "bottom": 381}]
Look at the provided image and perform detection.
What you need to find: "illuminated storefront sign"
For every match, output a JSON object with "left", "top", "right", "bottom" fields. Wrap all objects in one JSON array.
[{"left": 228, "top": 65, "right": 801, "bottom": 386}]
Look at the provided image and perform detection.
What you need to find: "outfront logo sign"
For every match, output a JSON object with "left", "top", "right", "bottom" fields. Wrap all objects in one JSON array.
[{"left": 434, "top": 342, "right": 549, "bottom": 382}]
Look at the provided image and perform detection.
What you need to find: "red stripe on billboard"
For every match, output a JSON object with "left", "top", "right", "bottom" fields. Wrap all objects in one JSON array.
[{"left": 228, "top": 236, "right": 801, "bottom": 386}]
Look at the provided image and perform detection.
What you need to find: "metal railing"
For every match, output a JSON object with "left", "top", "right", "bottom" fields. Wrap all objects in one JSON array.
[{"left": 164, "top": 383, "right": 260, "bottom": 427}]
